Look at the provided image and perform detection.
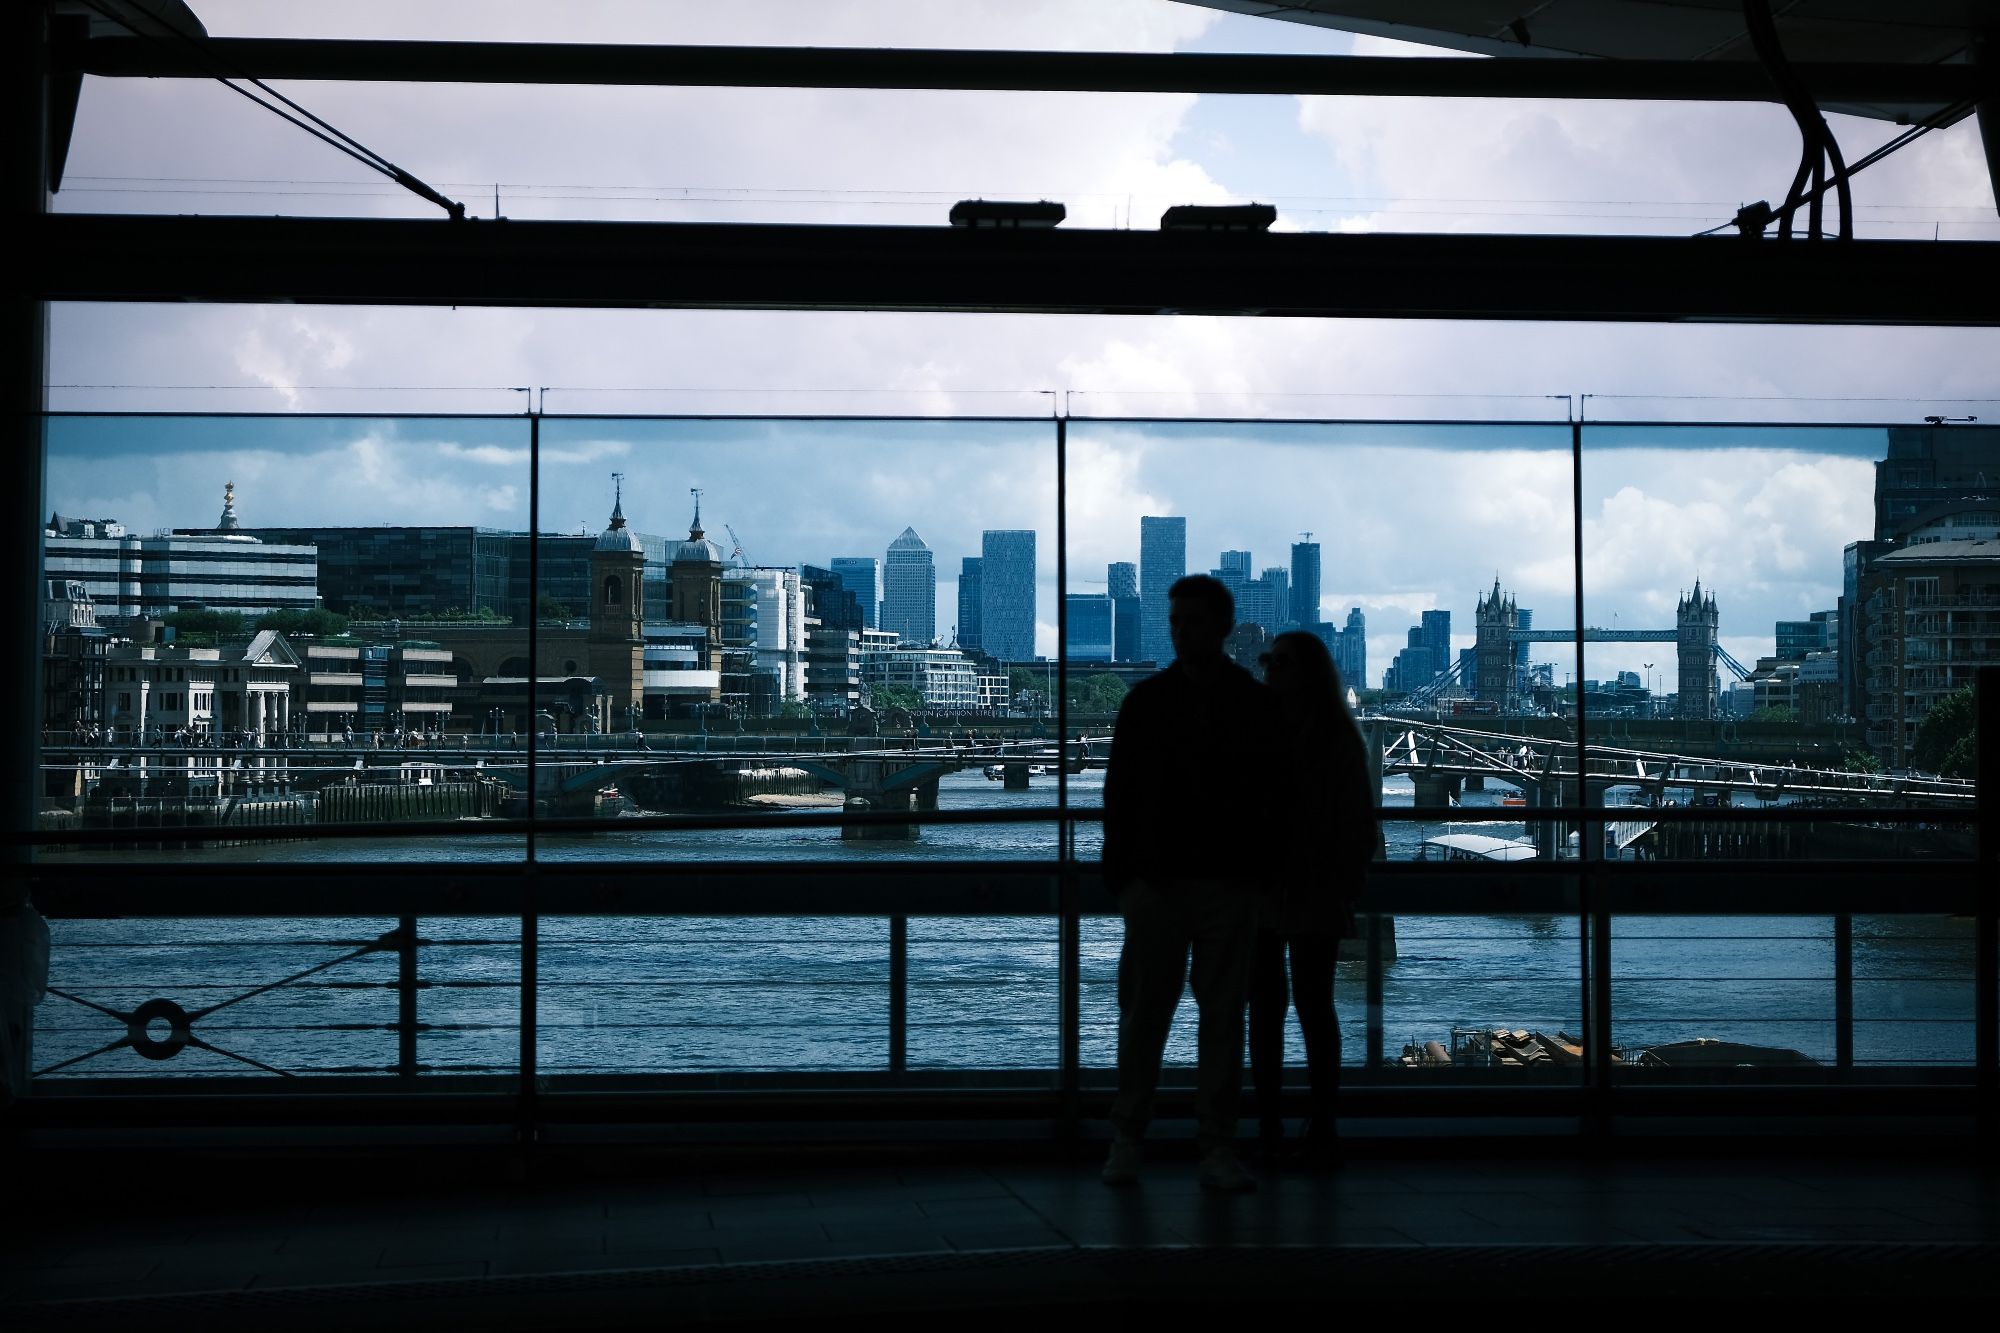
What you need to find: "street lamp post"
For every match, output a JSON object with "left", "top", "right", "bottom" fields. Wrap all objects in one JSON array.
[{"left": 1643, "top": 662, "right": 1654, "bottom": 716}]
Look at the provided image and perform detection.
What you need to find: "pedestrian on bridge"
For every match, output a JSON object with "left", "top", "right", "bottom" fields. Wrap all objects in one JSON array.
[
  {"left": 1100, "top": 575, "right": 1290, "bottom": 1194},
  {"left": 1250, "top": 630, "right": 1380, "bottom": 1171}
]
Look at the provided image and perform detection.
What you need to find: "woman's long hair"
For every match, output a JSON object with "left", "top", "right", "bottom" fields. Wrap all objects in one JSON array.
[{"left": 1269, "top": 629, "right": 1356, "bottom": 730}]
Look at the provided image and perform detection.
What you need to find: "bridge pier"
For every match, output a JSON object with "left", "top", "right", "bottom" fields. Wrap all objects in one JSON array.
[
  {"left": 1003, "top": 762, "right": 1030, "bottom": 791},
  {"left": 1411, "top": 774, "right": 1461, "bottom": 808},
  {"left": 842, "top": 758, "right": 920, "bottom": 841},
  {"left": 1463, "top": 774, "right": 1485, "bottom": 792}
]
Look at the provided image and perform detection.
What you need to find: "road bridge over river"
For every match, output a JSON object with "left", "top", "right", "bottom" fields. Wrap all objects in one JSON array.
[{"left": 44, "top": 734, "right": 1100, "bottom": 835}]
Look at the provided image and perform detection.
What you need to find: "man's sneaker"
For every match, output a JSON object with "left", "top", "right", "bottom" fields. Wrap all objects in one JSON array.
[
  {"left": 1197, "top": 1147, "right": 1257, "bottom": 1193},
  {"left": 1101, "top": 1138, "right": 1143, "bottom": 1186}
]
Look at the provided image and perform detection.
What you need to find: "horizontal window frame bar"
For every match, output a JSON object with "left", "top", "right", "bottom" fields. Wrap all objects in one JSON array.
[
  {"left": 61, "top": 38, "right": 1981, "bottom": 105},
  {"left": 35, "top": 216, "right": 2000, "bottom": 327},
  {"left": 23, "top": 863, "right": 1983, "bottom": 917}
]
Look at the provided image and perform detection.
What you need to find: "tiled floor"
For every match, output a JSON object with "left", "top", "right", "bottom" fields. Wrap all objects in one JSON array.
[{"left": 7, "top": 1145, "right": 1998, "bottom": 1325}]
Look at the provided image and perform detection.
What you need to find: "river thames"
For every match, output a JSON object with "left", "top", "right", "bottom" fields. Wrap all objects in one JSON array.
[{"left": 33, "top": 768, "right": 1977, "bottom": 1081}]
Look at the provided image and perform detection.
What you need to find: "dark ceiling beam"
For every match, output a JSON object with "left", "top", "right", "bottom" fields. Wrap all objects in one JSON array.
[
  {"left": 34, "top": 214, "right": 2000, "bottom": 326},
  {"left": 60, "top": 36, "right": 1980, "bottom": 103}
]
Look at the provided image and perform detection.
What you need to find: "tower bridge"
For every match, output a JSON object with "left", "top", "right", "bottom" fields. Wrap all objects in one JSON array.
[{"left": 1412, "top": 576, "right": 1748, "bottom": 717}]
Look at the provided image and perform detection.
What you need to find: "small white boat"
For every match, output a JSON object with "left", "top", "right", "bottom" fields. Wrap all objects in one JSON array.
[{"left": 1418, "top": 832, "right": 1538, "bottom": 862}]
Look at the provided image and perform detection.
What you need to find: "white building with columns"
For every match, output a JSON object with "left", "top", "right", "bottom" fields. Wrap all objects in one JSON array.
[{"left": 104, "top": 629, "right": 300, "bottom": 743}]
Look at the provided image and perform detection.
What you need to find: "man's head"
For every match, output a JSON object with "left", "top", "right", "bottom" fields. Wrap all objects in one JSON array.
[{"left": 1168, "top": 575, "right": 1233, "bottom": 661}]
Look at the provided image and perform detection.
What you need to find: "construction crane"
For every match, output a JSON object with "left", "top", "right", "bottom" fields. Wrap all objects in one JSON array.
[{"left": 724, "top": 523, "right": 750, "bottom": 568}]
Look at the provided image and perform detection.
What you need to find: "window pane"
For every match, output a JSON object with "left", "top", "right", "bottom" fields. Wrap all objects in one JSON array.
[{"left": 40, "top": 413, "right": 532, "bottom": 865}]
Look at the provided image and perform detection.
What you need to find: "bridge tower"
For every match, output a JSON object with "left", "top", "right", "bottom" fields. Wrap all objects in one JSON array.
[
  {"left": 1474, "top": 575, "right": 1518, "bottom": 709},
  {"left": 1676, "top": 580, "right": 1719, "bottom": 720}
]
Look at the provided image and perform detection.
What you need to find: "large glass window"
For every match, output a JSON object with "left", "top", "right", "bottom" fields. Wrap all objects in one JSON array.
[{"left": 26, "top": 409, "right": 1987, "bottom": 1104}]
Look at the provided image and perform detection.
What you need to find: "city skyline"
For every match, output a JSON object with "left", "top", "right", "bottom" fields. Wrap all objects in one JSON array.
[{"left": 44, "top": 414, "right": 1918, "bottom": 676}]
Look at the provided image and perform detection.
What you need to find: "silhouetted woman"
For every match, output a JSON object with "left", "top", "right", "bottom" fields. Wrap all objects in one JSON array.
[{"left": 1250, "top": 630, "right": 1381, "bottom": 1167}]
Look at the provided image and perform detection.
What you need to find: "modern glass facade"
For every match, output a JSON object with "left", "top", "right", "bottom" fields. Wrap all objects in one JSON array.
[
  {"left": 957, "top": 556, "right": 983, "bottom": 652},
  {"left": 830, "top": 557, "right": 880, "bottom": 630},
  {"left": 980, "top": 529, "right": 1036, "bottom": 662},
  {"left": 1065, "top": 593, "right": 1114, "bottom": 662},
  {"left": 44, "top": 529, "right": 319, "bottom": 620},
  {"left": 1138, "top": 515, "right": 1185, "bottom": 664}
]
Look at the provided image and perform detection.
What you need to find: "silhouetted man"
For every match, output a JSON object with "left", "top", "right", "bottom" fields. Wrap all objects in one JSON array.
[{"left": 1100, "top": 574, "right": 1289, "bottom": 1192}]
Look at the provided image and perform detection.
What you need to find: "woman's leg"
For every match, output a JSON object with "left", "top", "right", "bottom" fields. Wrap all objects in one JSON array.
[{"left": 1288, "top": 932, "right": 1341, "bottom": 1140}]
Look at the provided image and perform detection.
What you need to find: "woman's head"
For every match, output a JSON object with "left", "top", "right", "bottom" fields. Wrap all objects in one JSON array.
[{"left": 1261, "top": 629, "right": 1348, "bottom": 716}]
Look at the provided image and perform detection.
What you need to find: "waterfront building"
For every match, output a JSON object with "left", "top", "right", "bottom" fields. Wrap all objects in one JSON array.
[
  {"left": 1841, "top": 425, "right": 2000, "bottom": 718},
  {"left": 977, "top": 673, "right": 1011, "bottom": 712},
  {"left": 42, "top": 578, "right": 108, "bottom": 744},
  {"left": 104, "top": 630, "right": 300, "bottom": 743},
  {"left": 1871, "top": 424, "right": 2000, "bottom": 541},
  {"left": 1860, "top": 535, "right": 2000, "bottom": 766},
  {"left": 881, "top": 527, "right": 936, "bottom": 646},
  {"left": 741, "top": 567, "right": 809, "bottom": 710},
  {"left": 800, "top": 566, "right": 864, "bottom": 715},
  {"left": 1676, "top": 582, "right": 1721, "bottom": 720},
  {"left": 642, "top": 622, "right": 723, "bottom": 719},
  {"left": 48, "top": 492, "right": 319, "bottom": 621},
  {"left": 1775, "top": 615, "right": 1834, "bottom": 661},
  {"left": 1290, "top": 539, "right": 1321, "bottom": 629},
  {"left": 1138, "top": 516, "right": 1186, "bottom": 663},
  {"left": 830, "top": 556, "right": 881, "bottom": 630},
  {"left": 1065, "top": 593, "right": 1115, "bottom": 662},
  {"left": 980, "top": 530, "right": 1036, "bottom": 662},
  {"left": 956, "top": 557, "right": 983, "bottom": 652},
  {"left": 857, "top": 628, "right": 981, "bottom": 711},
  {"left": 1797, "top": 651, "right": 1841, "bottom": 723},
  {"left": 292, "top": 640, "right": 454, "bottom": 738}
]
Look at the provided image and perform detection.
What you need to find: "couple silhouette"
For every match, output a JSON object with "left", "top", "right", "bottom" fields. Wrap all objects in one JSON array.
[{"left": 1100, "top": 574, "right": 1379, "bottom": 1191}]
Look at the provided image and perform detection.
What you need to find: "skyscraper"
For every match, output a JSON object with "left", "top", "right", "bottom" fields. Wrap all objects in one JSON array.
[
  {"left": 1340, "top": 606, "right": 1367, "bottom": 690},
  {"left": 1139, "top": 515, "right": 1186, "bottom": 662},
  {"left": 1421, "top": 609, "right": 1451, "bottom": 682},
  {"left": 980, "top": 529, "right": 1036, "bottom": 661},
  {"left": 830, "top": 557, "right": 879, "bottom": 630},
  {"left": 1290, "top": 539, "right": 1321, "bottom": 628},
  {"left": 1064, "top": 593, "right": 1114, "bottom": 662},
  {"left": 881, "top": 528, "right": 936, "bottom": 646},
  {"left": 1248, "top": 566, "right": 1289, "bottom": 633},
  {"left": 1107, "top": 560, "right": 1141, "bottom": 661},
  {"left": 957, "top": 556, "right": 983, "bottom": 652}
]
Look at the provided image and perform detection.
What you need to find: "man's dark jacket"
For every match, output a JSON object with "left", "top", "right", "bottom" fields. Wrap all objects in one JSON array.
[{"left": 1101, "top": 657, "right": 1291, "bottom": 891}]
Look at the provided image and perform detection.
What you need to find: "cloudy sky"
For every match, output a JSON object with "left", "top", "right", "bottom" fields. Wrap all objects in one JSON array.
[{"left": 44, "top": 1, "right": 2000, "bottom": 680}]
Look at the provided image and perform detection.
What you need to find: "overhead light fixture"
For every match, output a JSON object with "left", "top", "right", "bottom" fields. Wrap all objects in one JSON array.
[
  {"left": 1160, "top": 203, "right": 1277, "bottom": 232},
  {"left": 949, "top": 200, "right": 1067, "bottom": 228}
]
